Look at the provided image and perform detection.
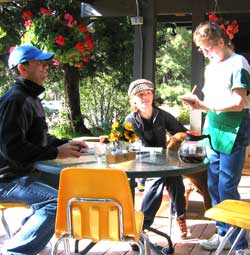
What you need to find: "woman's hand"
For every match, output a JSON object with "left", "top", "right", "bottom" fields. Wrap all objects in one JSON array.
[
  {"left": 167, "top": 132, "right": 186, "bottom": 151},
  {"left": 179, "top": 93, "right": 201, "bottom": 109}
]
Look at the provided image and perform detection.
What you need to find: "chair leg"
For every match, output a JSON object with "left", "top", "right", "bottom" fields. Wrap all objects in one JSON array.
[
  {"left": 227, "top": 228, "right": 246, "bottom": 255},
  {"left": 63, "top": 238, "right": 70, "bottom": 255},
  {"left": 51, "top": 234, "right": 70, "bottom": 255},
  {"left": 0, "top": 209, "right": 12, "bottom": 238},
  {"left": 214, "top": 226, "right": 236, "bottom": 255},
  {"left": 78, "top": 241, "right": 96, "bottom": 254},
  {"left": 168, "top": 202, "right": 175, "bottom": 237},
  {"left": 139, "top": 232, "right": 151, "bottom": 255}
]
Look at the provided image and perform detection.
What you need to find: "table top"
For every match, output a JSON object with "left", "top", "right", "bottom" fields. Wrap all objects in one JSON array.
[{"left": 35, "top": 149, "right": 208, "bottom": 179}]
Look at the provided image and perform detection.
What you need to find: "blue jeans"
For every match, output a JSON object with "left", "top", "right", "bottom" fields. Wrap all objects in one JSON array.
[
  {"left": 206, "top": 115, "right": 250, "bottom": 249},
  {"left": 141, "top": 176, "right": 185, "bottom": 226},
  {"left": 0, "top": 176, "right": 57, "bottom": 255}
]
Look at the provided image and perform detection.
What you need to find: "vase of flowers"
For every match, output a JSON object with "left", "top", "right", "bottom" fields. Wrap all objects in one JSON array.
[
  {"left": 108, "top": 121, "right": 138, "bottom": 152},
  {"left": 106, "top": 121, "right": 138, "bottom": 163}
]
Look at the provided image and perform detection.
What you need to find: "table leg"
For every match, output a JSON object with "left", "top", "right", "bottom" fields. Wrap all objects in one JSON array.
[
  {"left": 144, "top": 225, "right": 175, "bottom": 255},
  {"left": 129, "top": 177, "right": 137, "bottom": 202},
  {"left": 128, "top": 178, "right": 175, "bottom": 255}
]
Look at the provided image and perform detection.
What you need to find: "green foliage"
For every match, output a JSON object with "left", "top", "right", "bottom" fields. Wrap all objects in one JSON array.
[
  {"left": 86, "top": 17, "right": 134, "bottom": 91},
  {"left": 0, "top": 2, "right": 29, "bottom": 56},
  {"left": 156, "top": 25, "right": 192, "bottom": 88},
  {"left": 0, "top": 62, "right": 14, "bottom": 95},
  {"left": 178, "top": 106, "right": 190, "bottom": 125},
  {"left": 80, "top": 73, "right": 130, "bottom": 135},
  {"left": 155, "top": 25, "right": 192, "bottom": 113},
  {"left": 156, "top": 84, "right": 189, "bottom": 107},
  {"left": 0, "top": 27, "right": 7, "bottom": 53},
  {"left": 48, "top": 110, "right": 74, "bottom": 139}
]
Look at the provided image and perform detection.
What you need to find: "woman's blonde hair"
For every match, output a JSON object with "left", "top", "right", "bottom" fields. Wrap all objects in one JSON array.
[{"left": 193, "top": 21, "right": 232, "bottom": 48}]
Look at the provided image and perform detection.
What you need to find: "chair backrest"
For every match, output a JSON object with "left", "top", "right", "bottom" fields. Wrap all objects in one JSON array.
[{"left": 55, "top": 167, "right": 139, "bottom": 242}]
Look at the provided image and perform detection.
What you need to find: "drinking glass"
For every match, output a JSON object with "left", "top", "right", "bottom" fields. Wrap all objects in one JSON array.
[{"left": 94, "top": 143, "right": 106, "bottom": 164}]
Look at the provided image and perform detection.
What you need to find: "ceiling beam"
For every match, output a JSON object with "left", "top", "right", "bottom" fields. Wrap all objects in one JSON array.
[{"left": 1, "top": 0, "right": 250, "bottom": 16}]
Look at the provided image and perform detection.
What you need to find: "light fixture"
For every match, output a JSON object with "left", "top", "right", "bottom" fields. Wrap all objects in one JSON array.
[
  {"left": 131, "top": 0, "right": 143, "bottom": 26},
  {"left": 80, "top": 0, "right": 101, "bottom": 17},
  {"left": 131, "top": 0, "right": 143, "bottom": 78},
  {"left": 87, "top": 22, "right": 95, "bottom": 33},
  {"left": 165, "top": 23, "right": 177, "bottom": 36}
]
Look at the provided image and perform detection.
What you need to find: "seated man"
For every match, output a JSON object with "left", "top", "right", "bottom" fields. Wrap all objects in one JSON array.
[{"left": 0, "top": 45, "right": 88, "bottom": 255}]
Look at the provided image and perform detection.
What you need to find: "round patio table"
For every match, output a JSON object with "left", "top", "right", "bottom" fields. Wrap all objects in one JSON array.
[
  {"left": 34, "top": 149, "right": 208, "bottom": 255},
  {"left": 35, "top": 149, "right": 208, "bottom": 179}
]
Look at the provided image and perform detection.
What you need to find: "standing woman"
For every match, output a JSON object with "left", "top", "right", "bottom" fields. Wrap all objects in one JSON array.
[
  {"left": 181, "top": 21, "right": 250, "bottom": 254},
  {"left": 125, "top": 79, "right": 188, "bottom": 238}
]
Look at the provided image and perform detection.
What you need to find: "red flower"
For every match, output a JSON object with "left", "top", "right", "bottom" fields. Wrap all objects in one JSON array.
[
  {"left": 24, "top": 20, "right": 32, "bottom": 28},
  {"left": 22, "top": 11, "right": 32, "bottom": 20},
  {"left": 75, "top": 42, "right": 84, "bottom": 51},
  {"left": 53, "top": 59, "right": 61, "bottom": 66},
  {"left": 86, "top": 38, "right": 94, "bottom": 51},
  {"left": 40, "top": 7, "right": 52, "bottom": 16},
  {"left": 79, "top": 24, "right": 87, "bottom": 32},
  {"left": 226, "top": 22, "right": 239, "bottom": 40},
  {"left": 64, "top": 13, "right": 73, "bottom": 22},
  {"left": 208, "top": 12, "right": 219, "bottom": 23},
  {"left": 74, "top": 62, "right": 83, "bottom": 68},
  {"left": 83, "top": 57, "right": 89, "bottom": 62},
  {"left": 219, "top": 24, "right": 225, "bottom": 31},
  {"left": 55, "top": 35, "right": 65, "bottom": 45},
  {"left": 64, "top": 13, "right": 75, "bottom": 27},
  {"left": 232, "top": 20, "right": 239, "bottom": 34}
]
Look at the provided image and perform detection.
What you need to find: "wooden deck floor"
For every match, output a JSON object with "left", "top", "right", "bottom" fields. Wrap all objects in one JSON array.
[{"left": 1, "top": 176, "right": 250, "bottom": 255}]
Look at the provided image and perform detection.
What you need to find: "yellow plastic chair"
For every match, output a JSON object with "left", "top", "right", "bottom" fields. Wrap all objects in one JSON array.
[
  {"left": 205, "top": 199, "right": 250, "bottom": 255},
  {"left": 0, "top": 202, "right": 30, "bottom": 238},
  {"left": 52, "top": 167, "right": 150, "bottom": 255}
]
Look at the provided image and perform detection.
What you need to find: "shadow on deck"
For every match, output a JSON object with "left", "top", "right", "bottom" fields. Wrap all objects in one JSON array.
[{"left": 1, "top": 176, "right": 250, "bottom": 255}]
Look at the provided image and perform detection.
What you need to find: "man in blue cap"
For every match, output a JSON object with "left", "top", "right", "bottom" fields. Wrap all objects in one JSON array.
[{"left": 0, "top": 45, "right": 88, "bottom": 254}]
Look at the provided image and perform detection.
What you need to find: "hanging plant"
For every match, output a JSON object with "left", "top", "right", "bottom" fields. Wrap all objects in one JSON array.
[
  {"left": 20, "top": 5, "right": 94, "bottom": 68},
  {"left": 208, "top": 12, "right": 239, "bottom": 40}
]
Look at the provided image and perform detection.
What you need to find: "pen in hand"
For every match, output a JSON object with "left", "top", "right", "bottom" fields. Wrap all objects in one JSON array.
[
  {"left": 182, "top": 85, "right": 197, "bottom": 106},
  {"left": 191, "top": 85, "right": 197, "bottom": 94}
]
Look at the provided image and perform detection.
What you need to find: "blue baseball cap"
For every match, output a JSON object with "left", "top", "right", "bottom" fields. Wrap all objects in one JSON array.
[{"left": 8, "top": 45, "right": 54, "bottom": 69}]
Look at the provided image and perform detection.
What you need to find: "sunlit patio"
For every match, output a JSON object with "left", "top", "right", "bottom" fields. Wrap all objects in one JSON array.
[{"left": 1, "top": 175, "right": 250, "bottom": 255}]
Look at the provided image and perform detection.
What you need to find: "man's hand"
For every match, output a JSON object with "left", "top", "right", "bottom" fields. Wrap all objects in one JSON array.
[{"left": 56, "top": 140, "right": 89, "bottom": 159}]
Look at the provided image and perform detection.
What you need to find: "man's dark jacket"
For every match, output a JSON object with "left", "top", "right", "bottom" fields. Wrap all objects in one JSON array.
[{"left": 0, "top": 77, "right": 67, "bottom": 180}]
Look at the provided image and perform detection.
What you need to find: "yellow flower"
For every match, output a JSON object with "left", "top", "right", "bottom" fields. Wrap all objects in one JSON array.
[
  {"left": 108, "top": 121, "right": 138, "bottom": 143},
  {"left": 124, "top": 122, "right": 134, "bottom": 131},
  {"left": 111, "top": 122, "right": 119, "bottom": 130}
]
